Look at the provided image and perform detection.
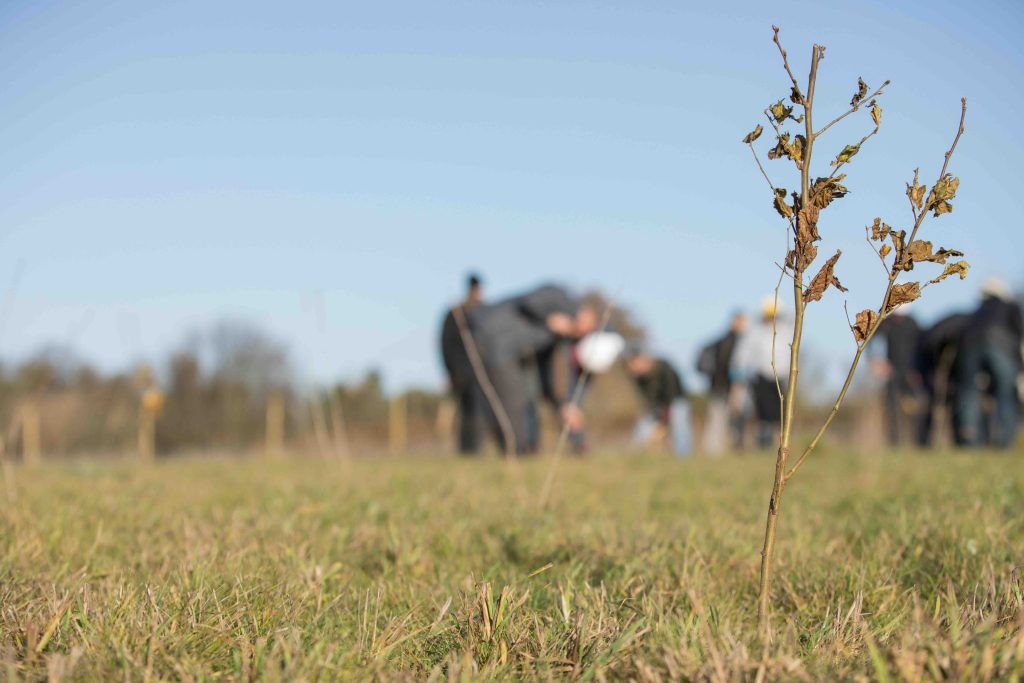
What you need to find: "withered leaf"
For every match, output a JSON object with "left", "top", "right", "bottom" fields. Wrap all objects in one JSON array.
[
  {"left": 886, "top": 282, "right": 921, "bottom": 312},
  {"left": 810, "top": 174, "right": 849, "bottom": 209},
  {"left": 879, "top": 244, "right": 892, "bottom": 258},
  {"left": 790, "top": 85, "right": 804, "bottom": 105},
  {"left": 831, "top": 143, "right": 861, "bottom": 166},
  {"left": 803, "top": 250, "right": 847, "bottom": 303},
  {"left": 773, "top": 187, "right": 793, "bottom": 219},
  {"left": 850, "top": 77, "right": 869, "bottom": 108},
  {"left": 870, "top": 100, "right": 882, "bottom": 127},
  {"left": 742, "top": 125, "right": 764, "bottom": 144},
  {"left": 929, "top": 247, "right": 964, "bottom": 264},
  {"left": 890, "top": 229, "right": 908, "bottom": 271},
  {"left": 790, "top": 134, "right": 806, "bottom": 164},
  {"left": 907, "top": 240, "right": 934, "bottom": 262},
  {"left": 767, "top": 133, "right": 792, "bottom": 160},
  {"left": 906, "top": 168, "right": 926, "bottom": 211},
  {"left": 769, "top": 100, "right": 793, "bottom": 123},
  {"left": 869, "top": 217, "right": 891, "bottom": 241},
  {"left": 927, "top": 260, "right": 970, "bottom": 284},
  {"left": 926, "top": 173, "right": 960, "bottom": 217},
  {"left": 797, "top": 204, "right": 821, "bottom": 242},
  {"left": 851, "top": 309, "right": 878, "bottom": 343}
]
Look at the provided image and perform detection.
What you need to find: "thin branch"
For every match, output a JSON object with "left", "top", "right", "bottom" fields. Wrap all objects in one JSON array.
[
  {"left": 902, "top": 98, "right": 966, "bottom": 251},
  {"left": 537, "top": 297, "right": 617, "bottom": 510},
  {"left": 864, "top": 226, "right": 890, "bottom": 275},
  {"left": 747, "top": 142, "right": 797, "bottom": 233},
  {"left": 769, "top": 273, "right": 785, "bottom": 435},
  {"left": 826, "top": 126, "right": 880, "bottom": 181},
  {"left": 773, "top": 261, "right": 796, "bottom": 281},
  {"left": 814, "top": 80, "right": 890, "bottom": 139},
  {"left": 747, "top": 142, "right": 778, "bottom": 192},
  {"left": 771, "top": 25, "right": 802, "bottom": 102},
  {"left": 763, "top": 109, "right": 785, "bottom": 138}
]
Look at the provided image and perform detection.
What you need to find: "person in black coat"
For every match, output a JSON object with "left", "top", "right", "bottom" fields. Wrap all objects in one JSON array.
[
  {"left": 470, "top": 284, "right": 599, "bottom": 455},
  {"left": 870, "top": 309, "right": 922, "bottom": 446},
  {"left": 915, "top": 311, "right": 970, "bottom": 447},
  {"left": 439, "top": 273, "right": 485, "bottom": 454},
  {"left": 956, "top": 278, "right": 1023, "bottom": 448}
]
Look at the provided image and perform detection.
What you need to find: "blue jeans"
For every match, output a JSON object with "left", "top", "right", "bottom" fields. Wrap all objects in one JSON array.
[
  {"left": 632, "top": 399, "right": 692, "bottom": 457},
  {"left": 957, "top": 343, "right": 1020, "bottom": 449}
]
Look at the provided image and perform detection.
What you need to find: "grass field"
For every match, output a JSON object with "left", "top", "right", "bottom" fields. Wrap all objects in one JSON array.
[{"left": 2, "top": 450, "right": 1024, "bottom": 680}]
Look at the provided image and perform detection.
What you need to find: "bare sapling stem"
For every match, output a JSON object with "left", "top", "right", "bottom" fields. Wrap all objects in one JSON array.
[{"left": 743, "top": 27, "right": 969, "bottom": 645}]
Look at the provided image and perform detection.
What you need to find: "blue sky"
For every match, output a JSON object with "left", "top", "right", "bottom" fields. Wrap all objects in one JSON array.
[{"left": 1, "top": 0, "right": 1021, "bottom": 391}]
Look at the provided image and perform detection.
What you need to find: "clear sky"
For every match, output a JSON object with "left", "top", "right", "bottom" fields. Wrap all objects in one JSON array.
[{"left": 1, "top": 0, "right": 1021, "bottom": 391}]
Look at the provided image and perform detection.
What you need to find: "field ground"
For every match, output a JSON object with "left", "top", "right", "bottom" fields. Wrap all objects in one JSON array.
[{"left": 2, "top": 450, "right": 1024, "bottom": 680}]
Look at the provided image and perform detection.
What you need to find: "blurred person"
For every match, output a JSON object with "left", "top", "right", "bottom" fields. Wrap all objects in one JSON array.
[
  {"left": 731, "top": 297, "right": 793, "bottom": 450},
  {"left": 697, "top": 311, "right": 748, "bottom": 454},
  {"left": 869, "top": 306, "right": 922, "bottom": 446},
  {"left": 915, "top": 311, "right": 969, "bottom": 447},
  {"left": 471, "top": 284, "right": 601, "bottom": 455},
  {"left": 439, "top": 273, "right": 486, "bottom": 454},
  {"left": 626, "top": 348, "right": 691, "bottom": 456},
  {"left": 956, "top": 277, "right": 1023, "bottom": 449}
]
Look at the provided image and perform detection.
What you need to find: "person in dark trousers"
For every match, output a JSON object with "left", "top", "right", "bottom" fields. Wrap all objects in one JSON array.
[
  {"left": 439, "top": 273, "right": 485, "bottom": 454},
  {"left": 957, "top": 277, "right": 1023, "bottom": 449},
  {"left": 698, "top": 311, "right": 747, "bottom": 454},
  {"left": 470, "top": 284, "right": 599, "bottom": 455},
  {"left": 627, "top": 349, "right": 691, "bottom": 455},
  {"left": 732, "top": 298, "right": 794, "bottom": 450},
  {"left": 916, "top": 311, "right": 969, "bottom": 447},
  {"left": 869, "top": 307, "right": 922, "bottom": 446}
]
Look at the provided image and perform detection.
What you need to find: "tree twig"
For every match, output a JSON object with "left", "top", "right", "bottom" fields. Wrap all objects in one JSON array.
[{"left": 814, "top": 80, "right": 890, "bottom": 139}]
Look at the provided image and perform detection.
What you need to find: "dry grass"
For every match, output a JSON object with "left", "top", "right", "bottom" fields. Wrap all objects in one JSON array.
[{"left": 1, "top": 450, "right": 1023, "bottom": 680}]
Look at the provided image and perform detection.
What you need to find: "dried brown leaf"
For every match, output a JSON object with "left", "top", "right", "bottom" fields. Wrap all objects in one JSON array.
[
  {"left": 831, "top": 143, "right": 861, "bottom": 167},
  {"left": 803, "top": 250, "right": 847, "bottom": 303},
  {"left": 907, "top": 240, "right": 934, "bottom": 262},
  {"left": 906, "top": 169, "right": 926, "bottom": 211},
  {"left": 927, "top": 260, "right": 970, "bottom": 284},
  {"left": 929, "top": 247, "right": 964, "bottom": 264},
  {"left": 869, "top": 217, "right": 891, "bottom": 241},
  {"left": 769, "top": 100, "right": 792, "bottom": 123},
  {"left": 870, "top": 101, "right": 882, "bottom": 127},
  {"left": 850, "top": 77, "right": 869, "bottom": 108},
  {"left": 743, "top": 125, "right": 764, "bottom": 144},
  {"left": 886, "top": 282, "right": 921, "bottom": 312},
  {"left": 810, "top": 175, "right": 849, "bottom": 209},
  {"left": 926, "top": 173, "right": 960, "bottom": 217},
  {"left": 851, "top": 309, "right": 878, "bottom": 343},
  {"left": 773, "top": 187, "right": 793, "bottom": 219}
]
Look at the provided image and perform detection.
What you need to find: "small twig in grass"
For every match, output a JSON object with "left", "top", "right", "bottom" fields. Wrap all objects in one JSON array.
[{"left": 537, "top": 297, "right": 617, "bottom": 510}]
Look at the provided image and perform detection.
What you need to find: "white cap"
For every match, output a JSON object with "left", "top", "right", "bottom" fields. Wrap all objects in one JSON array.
[
  {"left": 577, "top": 332, "right": 625, "bottom": 374},
  {"left": 981, "top": 276, "right": 1012, "bottom": 301}
]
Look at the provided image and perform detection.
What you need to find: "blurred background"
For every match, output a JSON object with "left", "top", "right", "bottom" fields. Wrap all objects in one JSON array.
[{"left": 0, "top": 0, "right": 1021, "bottom": 457}]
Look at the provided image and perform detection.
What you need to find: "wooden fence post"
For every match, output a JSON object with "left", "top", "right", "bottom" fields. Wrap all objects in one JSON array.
[
  {"left": 22, "top": 403, "right": 41, "bottom": 466},
  {"left": 265, "top": 392, "right": 286, "bottom": 458},
  {"left": 389, "top": 394, "right": 407, "bottom": 455}
]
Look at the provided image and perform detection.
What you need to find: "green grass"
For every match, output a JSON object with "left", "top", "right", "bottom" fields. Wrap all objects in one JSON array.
[{"left": 2, "top": 450, "right": 1023, "bottom": 680}]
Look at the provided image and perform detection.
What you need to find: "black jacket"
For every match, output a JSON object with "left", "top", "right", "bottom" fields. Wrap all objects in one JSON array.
[
  {"left": 440, "top": 306, "right": 474, "bottom": 391},
  {"left": 962, "top": 296, "right": 1023, "bottom": 366},
  {"left": 635, "top": 359, "right": 687, "bottom": 418}
]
